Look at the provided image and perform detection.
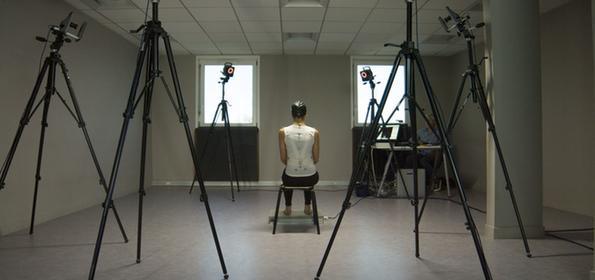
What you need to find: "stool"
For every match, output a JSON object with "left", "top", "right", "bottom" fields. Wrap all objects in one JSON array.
[{"left": 272, "top": 185, "right": 320, "bottom": 235}]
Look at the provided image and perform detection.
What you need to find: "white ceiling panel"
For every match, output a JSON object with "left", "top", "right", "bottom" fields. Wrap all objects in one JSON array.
[
  {"left": 165, "top": 22, "right": 204, "bottom": 33},
  {"left": 349, "top": 42, "right": 381, "bottom": 50},
  {"left": 368, "top": 8, "right": 406, "bottom": 22},
  {"left": 158, "top": 40, "right": 190, "bottom": 55},
  {"left": 99, "top": 9, "right": 147, "bottom": 22},
  {"left": 217, "top": 41, "right": 250, "bottom": 49},
  {"left": 220, "top": 49, "right": 253, "bottom": 54},
  {"left": 188, "top": 8, "right": 237, "bottom": 21},
  {"left": 316, "top": 41, "right": 350, "bottom": 50},
  {"left": 80, "top": 9, "right": 112, "bottom": 23},
  {"left": 64, "top": 0, "right": 92, "bottom": 9},
  {"left": 423, "top": 0, "right": 477, "bottom": 10},
  {"left": 158, "top": 8, "right": 195, "bottom": 22},
  {"left": 235, "top": 7, "right": 280, "bottom": 20},
  {"left": 325, "top": 8, "right": 372, "bottom": 21},
  {"left": 232, "top": 0, "right": 279, "bottom": 7},
  {"left": 376, "top": 0, "right": 407, "bottom": 9},
  {"left": 241, "top": 21, "right": 282, "bottom": 33},
  {"left": 251, "top": 42, "right": 283, "bottom": 49},
  {"left": 353, "top": 32, "right": 392, "bottom": 43},
  {"left": 318, "top": 32, "right": 357, "bottom": 42},
  {"left": 282, "top": 21, "right": 322, "bottom": 32},
  {"left": 200, "top": 21, "right": 243, "bottom": 33},
  {"left": 245, "top": 32, "right": 282, "bottom": 42},
  {"left": 321, "top": 21, "right": 363, "bottom": 33},
  {"left": 181, "top": 0, "right": 231, "bottom": 8},
  {"left": 329, "top": 0, "right": 377, "bottom": 8},
  {"left": 281, "top": 7, "right": 326, "bottom": 20},
  {"left": 209, "top": 32, "right": 247, "bottom": 43},
  {"left": 415, "top": 9, "right": 448, "bottom": 24},
  {"left": 413, "top": 23, "right": 442, "bottom": 34},
  {"left": 170, "top": 31, "right": 211, "bottom": 43},
  {"left": 186, "top": 43, "right": 220, "bottom": 53},
  {"left": 131, "top": 0, "right": 183, "bottom": 9},
  {"left": 285, "top": 40, "right": 316, "bottom": 49},
  {"left": 116, "top": 21, "right": 146, "bottom": 32},
  {"left": 360, "top": 21, "right": 401, "bottom": 34}
]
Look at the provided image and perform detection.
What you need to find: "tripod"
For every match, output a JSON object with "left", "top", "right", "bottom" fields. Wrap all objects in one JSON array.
[
  {"left": 188, "top": 74, "right": 240, "bottom": 201},
  {"left": 418, "top": 6, "right": 532, "bottom": 257},
  {"left": 0, "top": 13, "right": 128, "bottom": 242},
  {"left": 314, "top": 1, "right": 493, "bottom": 279},
  {"left": 88, "top": 1, "right": 228, "bottom": 279}
]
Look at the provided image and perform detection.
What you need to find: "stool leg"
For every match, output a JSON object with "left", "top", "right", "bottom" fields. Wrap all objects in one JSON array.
[
  {"left": 312, "top": 191, "right": 320, "bottom": 235},
  {"left": 273, "top": 187, "right": 283, "bottom": 234}
]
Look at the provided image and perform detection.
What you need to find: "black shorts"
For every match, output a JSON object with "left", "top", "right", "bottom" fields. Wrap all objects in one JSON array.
[{"left": 282, "top": 170, "right": 319, "bottom": 187}]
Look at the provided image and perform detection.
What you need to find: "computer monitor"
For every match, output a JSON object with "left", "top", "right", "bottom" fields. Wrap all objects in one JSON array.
[
  {"left": 375, "top": 123, "right": 410, "bottom": 144},
  {"left": 376, "top": 124, "right": 400, "bottom": 142}
]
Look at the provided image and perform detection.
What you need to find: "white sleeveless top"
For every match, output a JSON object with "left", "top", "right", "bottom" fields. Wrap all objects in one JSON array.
[{"left": 283, "top": 124, "right": 317, "bottom": 177}]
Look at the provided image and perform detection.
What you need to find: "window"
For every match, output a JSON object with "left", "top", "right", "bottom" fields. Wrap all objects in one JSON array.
[
  {"left": 197, "top": 56, "right": 259, "bottom": 126},
  {"left": 352, "top": 57, "right": 406, "bottom": 126}
]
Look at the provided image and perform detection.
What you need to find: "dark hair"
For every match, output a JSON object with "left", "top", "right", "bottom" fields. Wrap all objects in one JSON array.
[{"left": 291, "top": 101, "right": 307, "bottom": 118}]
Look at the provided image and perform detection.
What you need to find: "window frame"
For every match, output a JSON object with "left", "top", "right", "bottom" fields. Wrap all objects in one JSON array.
[
  {"left": 350, "top": 56, "right": 408, "bottom": 128},
  {"left": 196, "top": 55, "right": 260, "bottom": 127}
]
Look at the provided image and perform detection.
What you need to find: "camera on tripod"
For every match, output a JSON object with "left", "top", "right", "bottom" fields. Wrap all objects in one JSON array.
[
  {"left": 359, "top": 66, "right": 374, "bottom": 82},
  {"left": 36, "top": 12, "right": 87, "bottom": 44},
  {"left": 438, "top": 7, "right": 484, "bottom": 38},
  {"left": 220, "top": 62, "right": 235, "bottom": 83}
]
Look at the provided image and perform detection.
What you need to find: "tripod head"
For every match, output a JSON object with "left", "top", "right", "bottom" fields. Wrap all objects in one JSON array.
[
  {"left": 439, "top": 6, "right": 484, "bottom": 40},
  {"left": 36, "top": 12, "right": 87, "bottom": 52}
]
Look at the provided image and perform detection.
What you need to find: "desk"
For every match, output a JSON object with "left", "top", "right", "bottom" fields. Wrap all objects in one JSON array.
[{"left": 370, "top": 143, "right": 451, "bottom": 197}]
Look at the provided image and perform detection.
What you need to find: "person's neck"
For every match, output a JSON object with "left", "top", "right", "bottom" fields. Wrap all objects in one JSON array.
[{"left": 293, "top": 120, "right": 305, "bottom": 126}]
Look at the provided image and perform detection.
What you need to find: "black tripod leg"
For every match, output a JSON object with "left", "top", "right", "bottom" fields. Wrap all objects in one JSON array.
[
  {"left": 0, "top": 60, "right": 50, "bottom": 189},
  {"left": 405, "top": 54, "right": 421, "bottom": 258},
  {"left": 162, "top": 34, "right": 228, "bottom": 279},
  {"left": 446, "top": 73, "right": 469, "bottom": 134},
  {"left": 315, "top": 53, "right": 403, "bottom": 280},
  {"left": 474, "top": 75, "right": 532, "bottom": 257},
  {"left": 58, "top": 60, "right": 129, "bottom": 243},
  {"left": 221, "top": 106, "right": 235, "bottom": 201},
  {"left": 223, "top": 105, "right": 240, "bottom": 197},
  {"left": 29, "top": 61, "right": 56, "bottom": 235},
  {"left": 189, "top": 102, "right": 221, "bottom": 195},
  {"left": 413, "top": 52, "right": 493, "bottom": 280},
  {"left": 88, "top": 33, "right": 149, "bottom": 280},
  {"left": 137, "top": 36, "right": 157, "bottom": 263}
]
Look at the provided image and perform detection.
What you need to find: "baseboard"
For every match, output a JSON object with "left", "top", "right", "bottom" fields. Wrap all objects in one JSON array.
[
  {"left": 485, "top": 223, "right": 545, "bottom": 239},
  {"left": 152, "top": 180, "right": 349, "bottom": 189}
]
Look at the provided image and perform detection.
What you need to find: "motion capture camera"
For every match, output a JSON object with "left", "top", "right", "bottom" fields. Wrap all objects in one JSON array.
[
  {"left": 223, "top": 62, "right": 235, "bottom": 78},
  {"left": 359, "top": 66, "right": 374, "bottom": 82},
  {"left": 439, "top": 6, "right": 484, "bottom": 38},
  {"left": 36, "top": 12, "right": 87, "bottom": 47}
]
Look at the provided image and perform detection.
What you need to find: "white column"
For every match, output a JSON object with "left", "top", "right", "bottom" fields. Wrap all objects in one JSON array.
[{"left": 482, "top": 0, "right": 544, "bottom": 239}]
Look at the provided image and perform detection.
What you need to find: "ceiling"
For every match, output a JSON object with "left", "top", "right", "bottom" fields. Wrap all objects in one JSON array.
[{"left": 62, "top": 0, "right": 485, "bottom": 56}]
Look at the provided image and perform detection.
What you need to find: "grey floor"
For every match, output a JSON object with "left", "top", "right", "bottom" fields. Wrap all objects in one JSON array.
[{"left": 0, "top": 186, "right": 592, "bottom": 280}]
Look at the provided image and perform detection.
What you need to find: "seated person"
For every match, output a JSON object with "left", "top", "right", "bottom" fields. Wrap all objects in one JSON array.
[
  {"left": 407, "top": 116, "right": 440, "bottom": 189},
  {"left": 278, "top": 101, "right": 320, "bottom": 216}
]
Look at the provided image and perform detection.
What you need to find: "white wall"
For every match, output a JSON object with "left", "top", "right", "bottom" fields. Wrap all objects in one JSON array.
[
  {"left": 150, "top": 54, "right": 455, "bottom": 184},
  {"left": 0, "top": 0, "right": 143, "bottom": 236},
  {"left": 540, "top": 0, "right": 595, "bottom": 217}
]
